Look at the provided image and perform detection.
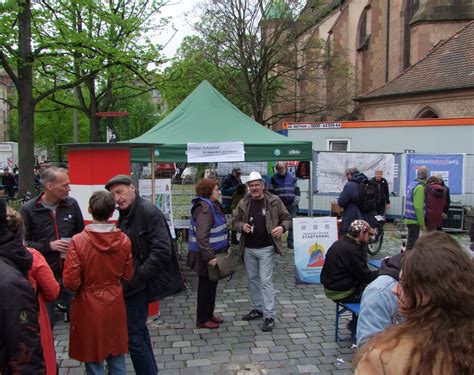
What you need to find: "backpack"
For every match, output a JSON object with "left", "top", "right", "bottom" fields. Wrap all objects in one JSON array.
[{"left": 358, "top": 180, "right": 377, "bottom": 212}]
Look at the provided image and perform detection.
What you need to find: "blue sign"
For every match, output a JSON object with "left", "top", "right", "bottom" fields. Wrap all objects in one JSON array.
[{"left": 406, "top": 154, "right": 464, "bottom": 194}]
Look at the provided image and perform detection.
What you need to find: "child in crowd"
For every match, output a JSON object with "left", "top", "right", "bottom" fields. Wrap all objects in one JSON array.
[{"left": 63, "top": 191, "right": 133, "bottom": 375}]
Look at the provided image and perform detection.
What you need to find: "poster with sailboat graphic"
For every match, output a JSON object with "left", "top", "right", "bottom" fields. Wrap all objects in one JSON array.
[{"left": 293, "top": 217, "right": 338, "bottom": 284}]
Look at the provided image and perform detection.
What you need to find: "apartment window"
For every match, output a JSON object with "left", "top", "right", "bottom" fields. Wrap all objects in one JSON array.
[{"left": 327, "top": 139, "right": 350, "bottom": 151}]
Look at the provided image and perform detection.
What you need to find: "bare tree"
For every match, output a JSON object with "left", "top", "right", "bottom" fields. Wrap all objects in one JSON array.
[{"left": 194, "top": 0, "right": 352, "bottom": 127}]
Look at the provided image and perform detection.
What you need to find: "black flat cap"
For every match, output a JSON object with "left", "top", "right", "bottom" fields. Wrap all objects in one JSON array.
[{"left": 105, "top": 174, "right": 134, "bottom": 191}]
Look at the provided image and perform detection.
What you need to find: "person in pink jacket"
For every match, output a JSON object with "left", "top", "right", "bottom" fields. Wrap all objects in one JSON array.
[{"left": 6, "top": 207, "right": 60, "bottom": 375}]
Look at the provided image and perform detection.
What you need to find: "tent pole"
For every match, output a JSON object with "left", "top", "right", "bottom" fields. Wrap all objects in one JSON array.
[
  {"left": 308, "top": 169, "right": 313, "bottom": 217},
  {"left": 151, "top": 145, "right": 156, "bottom": 204}
]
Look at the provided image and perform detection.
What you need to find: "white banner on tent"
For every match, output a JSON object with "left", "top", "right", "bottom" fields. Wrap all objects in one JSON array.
[{"left": 186, "top": 142, "right": 245, "bottom": 162}]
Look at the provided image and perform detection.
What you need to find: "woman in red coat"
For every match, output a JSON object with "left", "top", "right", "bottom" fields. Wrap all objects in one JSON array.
[
  {"left": 63, "top": 191, "right": 133, "bottom": 374},
  {"left": 6, "top": 207, "right": 60, "bottom": 375}
]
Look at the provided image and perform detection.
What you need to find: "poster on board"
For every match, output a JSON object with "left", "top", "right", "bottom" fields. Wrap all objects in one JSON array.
[
  {"left": 315, "top": 152, "right": 395, "bottom": 193},
  {"left": 293, "top": 216, "right": 338, "bottom": 284},
  {"left": 138, "top": 179, "right": 176, "bottom": 238},
  {"left": 406, "top": 154, "right": 464, "bottom": 195}
]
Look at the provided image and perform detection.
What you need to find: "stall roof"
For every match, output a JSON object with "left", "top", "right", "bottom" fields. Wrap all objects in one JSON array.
[{"left": 127, "top": 80, "right": 312, "bottom": 162}]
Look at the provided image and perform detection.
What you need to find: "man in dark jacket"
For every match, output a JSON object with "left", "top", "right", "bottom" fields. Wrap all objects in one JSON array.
[
  {"left": 221, "top": 168, "right": 242, "bottom": 244},
  {"left": 2, "top": 168, "right": 16, "bottom": 198},
  {"left": 270, "top": 162, "right": 298, "bottom": 249},
  {"left": 338, "top": 167, "right": 375, "bottom": 234},
  {"left": 0, "top": 199, "right": 45, "bottom": 374},
  {"left": 106, "top": 174, "right": 182, "bottom": 375},
  {"left": 370, "top": 169, "right": 390, "bottom": 215},
  {"left": 19, "top": 166, "right": 84, "bottom": 326},
  {"left": 321, "top": 219, "right": 378, "bottom": 303}
]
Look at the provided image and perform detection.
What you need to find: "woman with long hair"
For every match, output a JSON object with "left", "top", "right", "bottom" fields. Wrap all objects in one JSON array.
[
  {"left": 187, "top": 178, "right": 228, "bottom": 329},
  {"left": 354, "top": 231, "right": 474, "bottom": 374}
]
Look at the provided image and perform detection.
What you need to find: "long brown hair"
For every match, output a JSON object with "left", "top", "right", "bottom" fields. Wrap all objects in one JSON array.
[{"left": 355, "top": 231, "right": 474, "bottom": 374}]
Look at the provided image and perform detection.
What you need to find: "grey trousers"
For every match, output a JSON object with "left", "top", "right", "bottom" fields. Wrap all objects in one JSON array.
[{"left": 244, "top": 246, "right": 275, "bottom": 319}]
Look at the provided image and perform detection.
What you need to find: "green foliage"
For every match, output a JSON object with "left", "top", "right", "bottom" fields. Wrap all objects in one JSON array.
[
  {"left": 108, "top": 90, "right": 159, "bottom": 141},
  {"left": 160, "top": 35, "right": 252, "bottom": 116}
]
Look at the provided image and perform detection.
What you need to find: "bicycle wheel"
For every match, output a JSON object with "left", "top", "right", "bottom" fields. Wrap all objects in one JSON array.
[{"left": 367, "top": 230, "right": 384, "bottom": 256}]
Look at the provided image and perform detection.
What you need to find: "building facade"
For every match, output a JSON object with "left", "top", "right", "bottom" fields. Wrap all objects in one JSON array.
[
  {"left": 268, "top": 0, "right": 474, "bottom": 128},
  {"left": 0, "top": 70, "right": 12, "bottom": 141}
]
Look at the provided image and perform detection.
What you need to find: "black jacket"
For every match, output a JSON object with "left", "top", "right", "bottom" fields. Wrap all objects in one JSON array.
[
  {"left": 338, "top": 173, "right": 375, "bottom": 234},
  {"left": 0, "top": 231, "right": 45, "bottom": 374},
  {"left": 321, "top": 235, "right": 378, "bottom": 291},
  {"left": 370, "top": 177, "right": 390, "bottom": 207},
  {"left": 19, "top": 194, "right": 85, "bottom": 276},
  {"left": 117, "top": 195, "right": 183, "bottom": 301}
]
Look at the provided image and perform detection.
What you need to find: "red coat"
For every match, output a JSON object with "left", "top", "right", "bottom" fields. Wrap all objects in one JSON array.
[
  {"left": 28, "top": 248, "right": 60, "bottom": 375},
  {"left": 63, "top": 225, "right": 133, "bottom": 362}
]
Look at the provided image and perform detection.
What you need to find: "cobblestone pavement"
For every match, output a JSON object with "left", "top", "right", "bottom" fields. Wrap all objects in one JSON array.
[{"left": 54, "top": 226, "right": 469, "bottom": 374}]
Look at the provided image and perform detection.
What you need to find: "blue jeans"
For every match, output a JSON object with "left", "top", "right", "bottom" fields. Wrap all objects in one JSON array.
[
  {"left": 244, "top": 246, "right": 275, "bottom": 319},
  {"left": 125, "top": 290, "right": 158, "bottom": 375},
  {"left": 286, "top": 204, "right": 297, "bottom": 245},
  {"left": 85, "top": 355, "right": 126, "bottom": 375}
]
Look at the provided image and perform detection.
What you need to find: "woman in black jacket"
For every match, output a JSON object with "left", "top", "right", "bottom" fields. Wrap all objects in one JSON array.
[{"left": 0, "top": 198, "right": 45, "bottom": 374}]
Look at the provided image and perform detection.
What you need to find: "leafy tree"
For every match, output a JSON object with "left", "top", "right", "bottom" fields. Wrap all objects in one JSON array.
[
  {"left": 0, "top": 0, "right": 168, "bottom": 194},
  {"left": 160, "top": 35, "right": 251, "bottom": 115},
  {"left": 107, "top": 89, "right": 160, "bottom": 141},
  {"left": 190, "top": 0, "right": 351, "bottom": 126}
]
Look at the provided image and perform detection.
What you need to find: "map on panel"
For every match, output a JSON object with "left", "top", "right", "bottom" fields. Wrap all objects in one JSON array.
[{"left": 316, "top": 153, "right": 395, "bottom": 193}]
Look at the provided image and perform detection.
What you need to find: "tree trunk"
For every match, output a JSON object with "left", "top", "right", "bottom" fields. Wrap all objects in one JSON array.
[
  {"left": 17, "top": 0, "right": 35, "bottom": 196},
  {"left": 87, "top": 78, "right": 99, "bottom": 141}
]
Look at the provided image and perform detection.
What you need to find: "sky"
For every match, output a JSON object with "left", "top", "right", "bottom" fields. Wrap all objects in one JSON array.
[{"left": 156, "top": 0, "right": 201, "bottom": 61}]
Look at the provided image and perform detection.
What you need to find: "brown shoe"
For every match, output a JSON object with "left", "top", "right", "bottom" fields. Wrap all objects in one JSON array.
[
  {"left": 210, "top": 316, "right": 224, "bottom": 324},
  {"left": 196, "top": 320, "right": 219, "bottom": 329}
]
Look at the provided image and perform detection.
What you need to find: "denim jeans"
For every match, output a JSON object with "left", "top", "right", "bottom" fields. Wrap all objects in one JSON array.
[
  {"left": 244, "top": 246, "right": 275, "bottom": 319},
  {"left": 286, "top": 204, "right": 297, "bottom": 246},
  {"left": 85, "top": 355, "right": 126, "bottom": 375},
  {"left": 125, "top": 290, "right": 158, "bottom": 375}
]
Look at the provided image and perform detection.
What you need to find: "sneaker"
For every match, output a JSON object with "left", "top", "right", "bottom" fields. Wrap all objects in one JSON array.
[
  {"left": 242, "top": 309, "right": 263, "bottom": 321},
  {"left": 261, "top": 318, "right": 275, "bottom": 332}
]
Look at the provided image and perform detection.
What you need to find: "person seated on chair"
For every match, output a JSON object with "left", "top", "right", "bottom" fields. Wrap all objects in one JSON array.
[
  {"left": 321, "top": 219, "right": 378, "bottom": 304},
  {"left": 354, "top": 232, "right": 474, "bottom": 374},
  {"left": 356, "top": 251, "right": 404, "bottom": 347}
]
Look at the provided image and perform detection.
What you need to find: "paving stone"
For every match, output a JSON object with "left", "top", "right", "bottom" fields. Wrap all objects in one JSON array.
[
  {"left": 186, "top": 358, "right": 211, "bottom": 367},
  {"left": 53, "top": 231, "right": 469, "bottom": 374},
  {"left": 297, "top": 364, "right": 321, "bottom": 373}
]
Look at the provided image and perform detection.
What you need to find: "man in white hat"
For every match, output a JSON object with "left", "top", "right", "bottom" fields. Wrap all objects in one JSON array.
[{"left": 232, "top": 171, "right": 291, "bottom": 332}]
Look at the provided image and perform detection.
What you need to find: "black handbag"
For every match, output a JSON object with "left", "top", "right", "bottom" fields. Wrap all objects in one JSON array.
[{"left": 207, "top": 247, "right": 239, "bottom": 281}]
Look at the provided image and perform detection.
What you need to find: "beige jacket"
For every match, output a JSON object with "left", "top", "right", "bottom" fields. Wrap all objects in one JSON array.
[
  {"left": 355, "top": 336, "right": 446, "bottom": 374},
  {"left": 232, "top": 191, "right": 291, "bottom": 256}
]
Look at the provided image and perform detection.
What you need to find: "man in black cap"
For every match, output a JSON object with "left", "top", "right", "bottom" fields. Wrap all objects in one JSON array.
[
  {"left": 321, "top": 219, "right": 378, "bottom": 303},
  {"left": 105, "top": 174, "right": 182, "bottom": 375},
  {"left": 0, "top": 198, "right": 45, "bottom": 373}
]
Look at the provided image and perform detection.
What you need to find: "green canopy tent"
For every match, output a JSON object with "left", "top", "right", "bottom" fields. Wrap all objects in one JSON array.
[{"left": 127, "top": 80, "right": 313, "bottom": 162}]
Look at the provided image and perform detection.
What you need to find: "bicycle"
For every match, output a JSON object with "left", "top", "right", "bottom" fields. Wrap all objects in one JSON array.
[{"left": 367, "top": 215, "right": 385, "bottom": 256}]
